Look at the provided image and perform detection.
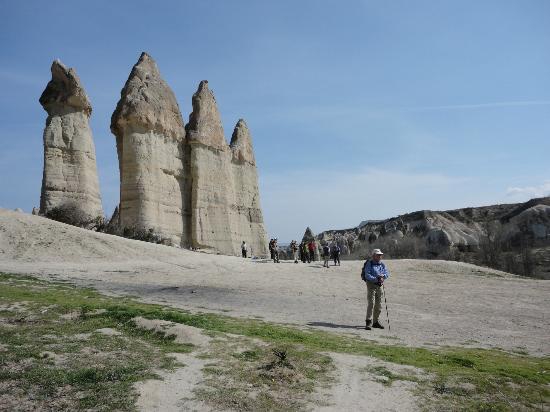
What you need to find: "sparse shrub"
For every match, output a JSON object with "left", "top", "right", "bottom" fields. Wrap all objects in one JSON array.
[
  {"left": 521, "top": 245, "right": 535, "bottom": 277},
  {"left": 100, "top": 206, "right": 121, "bottom": 235},
  {"left": 121, "top": 226, "right": 171, "bottom": 245},
  {"left": 476, "top": 222, "right": 505, "bottom": 269},
  {"left": 45, "top": 201, "right": 100, "bottom": 229}
]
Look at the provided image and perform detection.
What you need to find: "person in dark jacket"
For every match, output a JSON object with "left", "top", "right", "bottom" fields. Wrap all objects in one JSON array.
[
  {"left": 302, "top": 242, "right": 310, "bottom": 263},
  {"left": 272, "top": 239, "right": 280, "bottom": 263},
  {"left": 361, "top": 248, "right": 389, "bottom": 330},
  {"left": 332, "top": 243, "right": 341, "bottom": 266},
  {"left": 322, "top": 244, "right": 330, "bottom": 268}
]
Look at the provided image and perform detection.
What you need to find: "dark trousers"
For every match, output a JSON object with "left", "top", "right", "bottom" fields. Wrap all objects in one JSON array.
[
  {"left": 333, "top": 252, "right": 340, "bottom": 265},
  {"left": 309, "top": 250, "right": 315, "bottom": 262},
  {"left": 242, "top": 250, "right": 247, "bottom": 258}
]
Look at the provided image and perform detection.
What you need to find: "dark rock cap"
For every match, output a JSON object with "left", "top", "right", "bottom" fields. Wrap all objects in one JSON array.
[{"left": 39, "top": 60, "right": 92, "bottom": 116}]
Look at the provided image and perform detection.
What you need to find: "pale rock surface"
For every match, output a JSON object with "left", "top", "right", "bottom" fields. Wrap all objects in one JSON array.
[
  {"left": 185, "top": 81, "right": 237, "bottom": 255},
  {"left": 39, "top": 60, "right": 103, "bottom": 218},
  {"left": 230, "top": 119, "right": 268, "bottom": 257},
  {"left": 314, "top": 197, "right": 550, "bottom": 277},
  {"left": 111, "top": 52, "right": 190, "bottom": 247}
]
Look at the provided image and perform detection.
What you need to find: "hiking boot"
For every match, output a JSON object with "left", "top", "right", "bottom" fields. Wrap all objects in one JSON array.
[
  {"left": 365, "top": 320, "right": 372, "bottom": 327},
  {"left": 372, "top": 321, "right": 385, "bottom": 329},
  {"left": 365, "top": 323, "right": 371, "bottom": 330}
]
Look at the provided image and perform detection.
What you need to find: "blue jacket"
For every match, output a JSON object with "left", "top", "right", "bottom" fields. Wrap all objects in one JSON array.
[{"left": 363, "top": 260, "right": 389, "bottom": 283}]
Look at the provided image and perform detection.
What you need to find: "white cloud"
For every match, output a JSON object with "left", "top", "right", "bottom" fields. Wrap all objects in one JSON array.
[{"left": 506, "top": 181, "right": 550, "bottom": 200}]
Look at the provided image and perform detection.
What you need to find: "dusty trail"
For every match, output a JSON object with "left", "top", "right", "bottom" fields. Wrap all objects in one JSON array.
[{"left": 1, "top": 209, "right": 549, "bottom": 356}]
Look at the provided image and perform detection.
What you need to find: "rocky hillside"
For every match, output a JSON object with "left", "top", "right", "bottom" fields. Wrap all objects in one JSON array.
[{"left": 306, "top": 197, "right": 550, "bottom": 279}]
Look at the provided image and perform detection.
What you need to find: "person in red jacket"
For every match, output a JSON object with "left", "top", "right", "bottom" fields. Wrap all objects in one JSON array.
[{"left": 308, "top": 240, "right": 316, "bottom": 262}]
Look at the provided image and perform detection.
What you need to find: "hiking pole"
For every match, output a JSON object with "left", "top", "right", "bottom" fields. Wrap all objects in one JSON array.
[{"left": 382, "top": 284, "right": 391, "bottom": 332}]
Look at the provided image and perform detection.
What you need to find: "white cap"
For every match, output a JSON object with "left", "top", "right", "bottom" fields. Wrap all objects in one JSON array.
[{"left": 372, "top": 248, "right": 384, "bottom": 255}]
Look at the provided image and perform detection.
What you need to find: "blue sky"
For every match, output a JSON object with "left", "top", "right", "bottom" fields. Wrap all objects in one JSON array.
[{"left": 1, "top": 0, "right": 549, "bottom": 242}]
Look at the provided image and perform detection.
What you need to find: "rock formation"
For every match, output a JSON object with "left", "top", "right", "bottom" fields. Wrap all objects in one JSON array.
[
  {"left": 39, "top": 60, "right": 103, "bottom": 219},
  {"left": 310, "top": 196, "right": 550, "bottom": 277},
  {"left": 111, "top": 52, "right": 190, "bottom": 247},
  {"left": 229, "top": 119, "right": 268, "bottom": 257},
  {"left": 185, "top": 82, "right": 268, "bottom": 256},
  {"left": 185, "top": 81, "right": 236, "bottom": 254},
  {"left": 109, "top": 56, "right": 268, "bottom": 256}
]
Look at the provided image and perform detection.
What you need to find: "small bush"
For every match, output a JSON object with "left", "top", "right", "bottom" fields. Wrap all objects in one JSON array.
[
  {"left": 45, "top": 201, "right": 101, "bottom": 229},
  {"left": 122, "top": 226, "right": 170, "bottom": 245}
]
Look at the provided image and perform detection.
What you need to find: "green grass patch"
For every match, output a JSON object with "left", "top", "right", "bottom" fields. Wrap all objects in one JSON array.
[
  {"left": 0, "top": 274, "right": 191, "bottom": 411},
  {"left": 1, "top": 272, "right": 548, "bottom": 411},
  {"left": 196, "top": 340, "right": 334, "bottom": 411}
]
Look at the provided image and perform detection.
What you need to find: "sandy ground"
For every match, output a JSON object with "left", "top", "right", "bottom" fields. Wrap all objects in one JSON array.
[
  {"left": 314, "top": 353, "right": 421, "bottom": 412},
  {"left": 1, "top": 209, "right": 548, "bottom": 357},
  {"left": 2, "top": 209, "right": 549, "bottom": 411}
]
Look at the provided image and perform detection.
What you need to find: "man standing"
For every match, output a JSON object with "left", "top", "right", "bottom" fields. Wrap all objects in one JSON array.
[
  {"left": 290, "top": 240, "right": 299, "bottom": 263},
  {"left": 362, "top": 249, "right": 389, "bottom": 330},
  {"left": 332, "top": 242, "right": 341, "bottom": 266},
  {"left": 322, "top": 244, "right": 330, "bottom": 268},
  {"left": 272, "top": 239, "right": 280, "bottom": 263},
  {"left": 241, "top": 241, "right": 248, "bottom": 258},
  {"left": 303, "top": 242, "right": 310, "bottom": 263}
]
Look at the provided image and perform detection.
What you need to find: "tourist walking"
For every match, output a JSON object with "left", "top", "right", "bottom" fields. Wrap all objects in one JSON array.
[
  {"left": 361, "top": 249, "right": 389, "bottom": 330},
  {"left": 302, "top": 242, "right": 310, "bottom": 263},
  {"left": 269, "top": 239, "right": 275, "bottom": 261},
  {"left": 241, "top": 241, "right": 248, "bottom": 258},
  {"left": 322, "top": 244, "right": 330, "bottom": 268},
  {"left": 308, "top": 240, "right": 316, "bottom": 262},
  {"left": 290, "top": 240, "right": 299, "bottom": 263},
  {"left": 332, "top": 243, "right": 341, "bottom": 266},
  {"left": 272, "top": 239, "right": 280, "bottom": 263}
]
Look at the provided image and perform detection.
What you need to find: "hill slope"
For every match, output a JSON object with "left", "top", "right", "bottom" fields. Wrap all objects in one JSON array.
[{"left": 308, "top": 197, "right": 550, "bottom": 278}]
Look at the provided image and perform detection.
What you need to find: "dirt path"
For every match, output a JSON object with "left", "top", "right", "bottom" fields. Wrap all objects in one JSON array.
[
  {"left": 315, "top": 353, "right": 421, "bottom": 411},
  {"left": 1, "top": 209, "right": 549, "bottom": 356},
  {"left": 135, "top": 352, "right": 211, "bottom": 412}
]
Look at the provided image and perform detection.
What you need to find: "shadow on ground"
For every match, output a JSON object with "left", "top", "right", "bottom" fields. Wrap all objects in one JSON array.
[{"left": 307, "top": 321, "right": 365, "bottom": 330}]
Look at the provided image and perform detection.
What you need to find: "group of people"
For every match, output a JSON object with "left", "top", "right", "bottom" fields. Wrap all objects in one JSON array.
[
  {"left": 244, "top": 238, "right": 390, "bottom": 331},
  {"left": 285, "top": 240, "right": 342, "bottom": 267}
]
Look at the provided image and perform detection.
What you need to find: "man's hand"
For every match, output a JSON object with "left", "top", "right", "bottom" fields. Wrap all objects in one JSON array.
[{"left": 377, "top": 276, "right": 384, "bottom": 286}]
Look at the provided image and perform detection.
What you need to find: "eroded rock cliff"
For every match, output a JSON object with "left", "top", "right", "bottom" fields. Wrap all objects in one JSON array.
[
  {"left": 39, "top": 60, "right": 103, "bottom": 219},
  {"left": 111, "top": 52, "right": 190, "bottom": 247},
  {"left": 230, "top": 119, "right": 268, "bottom": 257},
  {"left": 42, "top": 53, "right": 269, "bottom": 256},
  {"left": 185, "top": 81, "right": 236, "bottom": 254},
  {"left": 310, "top": 197, "right": 550, "bottom": 278}
]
